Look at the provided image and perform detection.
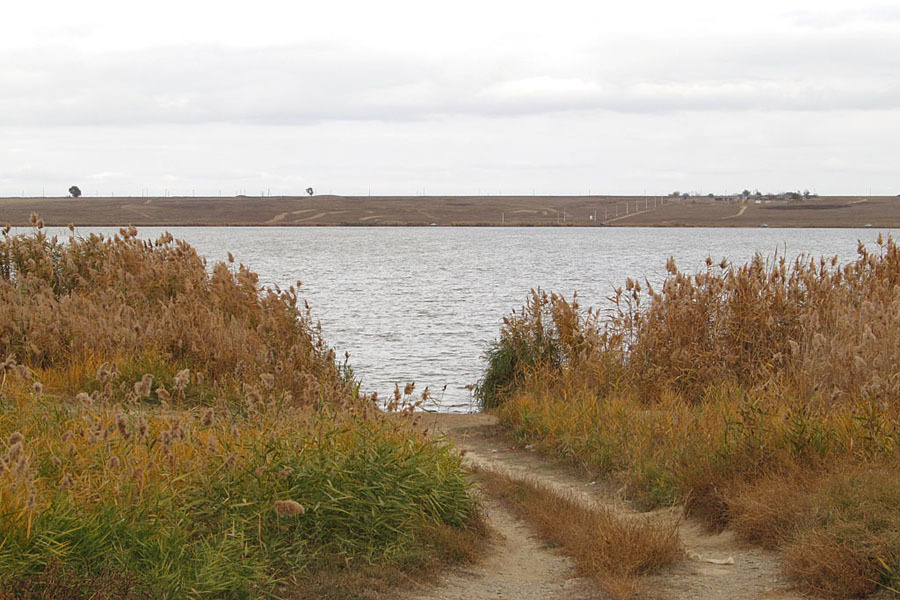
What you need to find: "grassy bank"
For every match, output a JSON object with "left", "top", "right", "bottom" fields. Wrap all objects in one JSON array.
[
  {"left": 478, "top": 235, "right": 900, "bottom": 597},
  {"left": 0, "top": 219, "right": 480, "bottom": 599}
]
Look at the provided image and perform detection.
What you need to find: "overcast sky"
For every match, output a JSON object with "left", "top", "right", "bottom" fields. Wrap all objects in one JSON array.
[{"left": 2, "top": 0, "right": 898, "bottom": 196}]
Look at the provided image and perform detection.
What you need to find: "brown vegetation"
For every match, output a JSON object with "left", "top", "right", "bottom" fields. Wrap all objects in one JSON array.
[
  {"left": 477, "top": 467, "right": 681, "bottom": 599},
  {"left": 1, "top": 195, "right": 898, "bottom": 227},
  {"left": 0, "top": 219, "right": 480, "bottom": 597},
  {"left": 478, "top": 235, "right": 900, "bottom": 596}
]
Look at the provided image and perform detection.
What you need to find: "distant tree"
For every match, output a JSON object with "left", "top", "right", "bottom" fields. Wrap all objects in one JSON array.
[
  {"left": 741, "top": 189, "right": 751, "bottom": 198},
  {"left": 68, "top": 185, "right": 82, "bottom": 198},
  {"left": 306, "top": 187, "right": 314, "bottom": 196},
  {"left": 803, "top": 189, "right": 811, "bottom": 198}
]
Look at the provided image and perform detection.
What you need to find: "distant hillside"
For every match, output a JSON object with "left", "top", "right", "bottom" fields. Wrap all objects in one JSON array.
[{"left": 1, "top": 194, "right": 898, "bottom": 227}]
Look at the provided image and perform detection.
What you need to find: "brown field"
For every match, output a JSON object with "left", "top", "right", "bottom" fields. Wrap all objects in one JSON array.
[{"left": 1, "top": 194, "right": 899, "bottom": 227}]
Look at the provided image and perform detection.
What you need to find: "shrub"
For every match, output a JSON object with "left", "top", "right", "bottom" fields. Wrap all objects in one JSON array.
[
  {"left": 483, "top": 235, "right": 900, "bottom": 596},
  {"left": 0, "top": 222, "right": 478, "bottom": 597}
]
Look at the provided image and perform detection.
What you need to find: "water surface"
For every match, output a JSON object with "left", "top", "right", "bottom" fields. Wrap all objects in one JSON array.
[{"left": 34, "top": 226, "right": 893, "bottom": 411}]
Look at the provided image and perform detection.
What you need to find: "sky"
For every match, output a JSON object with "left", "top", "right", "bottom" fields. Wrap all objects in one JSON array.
[{"left": 1, "top": 0, "right": 898, "bottom": 197}]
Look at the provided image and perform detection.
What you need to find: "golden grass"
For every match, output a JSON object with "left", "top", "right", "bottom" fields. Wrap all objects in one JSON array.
[
  {"left": 477, "top": 467, "right": 681, "bottom": 599},
  {"left": 0, "top": 221, "right": 480, "bottom": 598},
  {"left": 479, "top": 235, "right": 900, "bottom": 597}
]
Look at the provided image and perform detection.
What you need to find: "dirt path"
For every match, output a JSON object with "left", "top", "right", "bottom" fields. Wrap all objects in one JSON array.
[
  {"left": 409, "top": 494, "right": 600, "bottom": 600},
  {"left": 720, "top": 204, "right": 748, "bottom": 219},
  {"left": 405, "top": 412, "right": 602, "bottom": 600},
  {"left": 407, "top": 413, "right": 805, "bottom": 600},
  {"left": 265, "top": 211, "right": 288, "bottom": 224}
]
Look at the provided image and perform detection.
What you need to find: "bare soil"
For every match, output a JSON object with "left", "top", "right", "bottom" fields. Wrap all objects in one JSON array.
[
  {"left": 2, "top": 195, "right": 898, "bottom": 227},
  {"left": 408, "top": 413, "right": 807, "bottom": 600}
]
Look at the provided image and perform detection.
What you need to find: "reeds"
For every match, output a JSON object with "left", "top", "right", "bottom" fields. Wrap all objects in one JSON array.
[
  {"left": 479, "top": 236, "right": 900, "bottom": 596},
  {"left": 0, "top": 223, "right": 478, "bottom": 598}
]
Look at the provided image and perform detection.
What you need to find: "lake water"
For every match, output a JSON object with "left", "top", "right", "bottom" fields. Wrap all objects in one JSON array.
[{"left": 33, "top": 226, "right": 894, "bottom": 412}]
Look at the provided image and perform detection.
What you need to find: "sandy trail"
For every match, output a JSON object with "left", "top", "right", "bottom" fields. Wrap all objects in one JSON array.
[
  {"left": 405, "top": 412, "right": 601, "bottom": 600},
  {"left": 604, "top": 207, "right": 657, "bottom": 224},
  {"left": 407, "top": 413, "right": 804, "bottom": 600},
  {"left": 409, "top": 493, "right": 599, "bottom": 600},
  {"left": 720, "top": 204, "right": 748, "bottom": 219},
  {"left": 122, "top": 205, "right": 155, "bottom": 220}
]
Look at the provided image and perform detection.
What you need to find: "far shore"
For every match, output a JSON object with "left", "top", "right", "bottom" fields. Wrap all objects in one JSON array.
[{"left": 2, "top": 194, "right": 899, "bottom": 228}]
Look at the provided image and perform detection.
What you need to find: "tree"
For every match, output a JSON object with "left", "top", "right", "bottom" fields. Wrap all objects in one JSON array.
[{"left": 68, "top": 186, "right": 82, "bottom": 198}]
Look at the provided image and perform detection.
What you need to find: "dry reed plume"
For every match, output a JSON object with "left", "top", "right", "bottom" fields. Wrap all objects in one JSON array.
[
  {"left": 479, "top": 235, "right": 900, "bottom": 597},
  {"left": 0, "top": 222, "right": 479, "bottom": 598}
]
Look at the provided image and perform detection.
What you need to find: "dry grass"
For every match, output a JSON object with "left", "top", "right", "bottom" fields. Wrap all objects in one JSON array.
[
  {"left": 478, "top": 235, "right": 900, "bottom": 596},
  {"left": 0, "top": 220, "right": 480, "bottom": 598},
  {"left": 477, "top": 467, "right": 681, "bottom": 599}
]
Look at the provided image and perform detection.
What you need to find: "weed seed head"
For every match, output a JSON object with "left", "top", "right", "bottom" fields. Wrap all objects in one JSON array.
[{"left": 274, "top": 499, "right": 305, "bottom": 517}]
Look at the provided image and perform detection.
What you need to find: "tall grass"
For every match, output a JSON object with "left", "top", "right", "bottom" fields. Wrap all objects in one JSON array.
[
  {"left": 478, "top": 235, "right": 900, "bottom": 597},
  {"left": 0, "top": 221, "right": 479, "bottom": 598}
]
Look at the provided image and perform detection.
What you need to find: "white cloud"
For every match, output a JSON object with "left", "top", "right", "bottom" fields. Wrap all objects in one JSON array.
[
  {"left": 87, "top": 171, "right": 126, "bottom": 180},
  {"left": 0, "top": 0, "right": 898, "bottom": 195}
]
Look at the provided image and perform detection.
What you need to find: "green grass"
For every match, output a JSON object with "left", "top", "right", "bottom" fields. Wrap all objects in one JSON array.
[{"left": 0, "top": 223, "right": 483, "bottom": 598}]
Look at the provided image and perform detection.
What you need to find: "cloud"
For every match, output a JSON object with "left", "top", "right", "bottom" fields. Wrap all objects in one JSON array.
[
  {"left": 787, "top": 4, "right": 900, "bottom": 29},
  {"left": 87, "top": 171, "right": 127, "bottom": 180},
  {"left": 1, "top": 28, "right": 898, "bottom": 129}
]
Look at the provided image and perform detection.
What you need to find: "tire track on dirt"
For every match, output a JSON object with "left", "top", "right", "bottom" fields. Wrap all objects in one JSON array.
[{"left": 411, "top": 414, "right": 805, "bottom": 600}]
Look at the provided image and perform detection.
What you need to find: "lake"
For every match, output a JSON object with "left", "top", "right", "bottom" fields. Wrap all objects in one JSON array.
[{"left": 32, "top": 226, "right": 895, "bottom": 412}]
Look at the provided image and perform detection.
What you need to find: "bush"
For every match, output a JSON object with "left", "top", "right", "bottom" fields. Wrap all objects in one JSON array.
[
  {"left": 0, "top": 222, "right": 478, "bottom": 598},
  {"left": 483, "top": 236, "right": 900, "bottom": 596}
]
